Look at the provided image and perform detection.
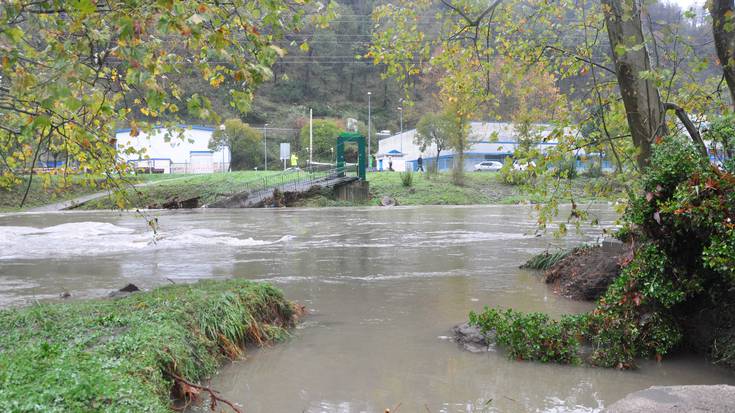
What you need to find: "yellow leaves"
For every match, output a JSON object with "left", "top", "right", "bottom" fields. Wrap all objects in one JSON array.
[{"left": 209, "top": 73, "right": 224, "bottom": 88}]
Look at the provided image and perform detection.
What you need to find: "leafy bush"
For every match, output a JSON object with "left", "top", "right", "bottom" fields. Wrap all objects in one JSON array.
[
  {"left": 471, "top": 137, "right": 735, "bottom": 369},
  {"left": 553, "top": 158, "right": 578, "bottom": 179},
  {"left": 469, "top": 308, "right": 587, "bottom": 364},
  {"left": 498, "top": 157, "right": 529, "bottom": 185},
  {"left": 400, "top": 170, "right": 413, "bottom": 187},
  {"left": 582, "top": 162, "right": 604, "bottom": 178}
]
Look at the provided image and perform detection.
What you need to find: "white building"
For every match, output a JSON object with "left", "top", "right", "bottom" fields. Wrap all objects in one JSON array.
[
  {"left": 115, "top": 126, "right": 230, "bottom": 174},
  {"left": 376, "top": 121, "right": 606, "bottom": 172}
]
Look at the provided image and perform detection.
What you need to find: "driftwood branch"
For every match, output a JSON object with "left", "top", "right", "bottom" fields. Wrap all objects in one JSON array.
[
  {"left": 168, "top": 371, "right": 243, "bottom": 413},
  {"left": 663, "top": 102, "right": 709, "bottom": 160}
]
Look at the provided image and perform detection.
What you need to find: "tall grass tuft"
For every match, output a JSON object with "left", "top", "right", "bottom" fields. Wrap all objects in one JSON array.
[
  {"left": 400, "top": 170, "right": 414, "bottom": 187},
  {"left": 520, "top": 249, "right": 573, "bottom": 270}
]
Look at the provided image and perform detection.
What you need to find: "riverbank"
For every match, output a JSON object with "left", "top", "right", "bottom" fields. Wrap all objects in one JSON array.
[
  {"left": 0, "top": 279, "right": 297, "bottom": 412},
  {"left": 79, "top": 171, "right": 618, "bottom": 209}
]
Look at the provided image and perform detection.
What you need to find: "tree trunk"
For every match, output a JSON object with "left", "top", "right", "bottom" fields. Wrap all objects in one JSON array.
[
  {"left": 710, "top": 0, "right": 735, "bottom": 110},
  {"left": 602, "top": 0, "right": 665, "bottom": 169}
]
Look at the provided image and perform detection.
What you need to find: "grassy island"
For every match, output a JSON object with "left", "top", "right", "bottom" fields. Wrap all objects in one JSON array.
[{"left": 0, "top": 280, "right": 296, "bottom": 412}]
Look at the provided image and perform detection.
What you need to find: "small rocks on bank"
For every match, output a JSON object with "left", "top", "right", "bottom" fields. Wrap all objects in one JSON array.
[{"left": 603, "top": 385, "right": 735, "bottom": 412}]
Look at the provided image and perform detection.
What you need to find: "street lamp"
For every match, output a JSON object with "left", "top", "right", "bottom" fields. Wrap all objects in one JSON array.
[
  {"left": 367, "top": 91, "right": 372, "bottom": 170},
  {"left": 263, "top": 123, "right": 268, "bottom": 171},
  {"left": 219, "top": 124, "right": 227, "bottom": 173}
]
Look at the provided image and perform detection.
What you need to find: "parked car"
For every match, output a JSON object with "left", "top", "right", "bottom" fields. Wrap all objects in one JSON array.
[{"left": 474, "top": 161, "right": 503, "bottom": 172}]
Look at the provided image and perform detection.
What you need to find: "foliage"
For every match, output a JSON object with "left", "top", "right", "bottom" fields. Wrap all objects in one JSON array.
[
  {"left": 498, "top": 157, "right": 529, "bottom": 185},
  {"left": 471, "top": 139, "right": 735, "bottom": 368},
  {"left": 553, "top": 158, "right": 578, "bottom": 180},
  {"left": 399, "top": 170, "right": 413, "bottom": 187},
  {"left": 0, "top": 0, "right": 333, "bottom": 207},
  {"left": 704, "top": 113, "right": 735, "bottom": 160},
  {"left": 415, "top": 112, "right": 453, "bottom": 171},
  {"left": 210, "top": 119, "right": 263, "bottom": 170},
  {"left": 299, "top": 119, "right": 341, "bottom": 162},
  {"left": 0, "top": 279, "right": 295, "bottom": 412},
  {"left": 469, "top": 308, "right": 587, "bottom": 364}
]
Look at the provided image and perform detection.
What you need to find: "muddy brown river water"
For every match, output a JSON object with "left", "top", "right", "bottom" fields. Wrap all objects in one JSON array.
[{"left": 1, "top": 205, "right": 733, "bottom": 412}]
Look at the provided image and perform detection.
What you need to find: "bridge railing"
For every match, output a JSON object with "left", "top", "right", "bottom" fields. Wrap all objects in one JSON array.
[{"left": 228, "top": 164, "right": 358, "bottom": 198}]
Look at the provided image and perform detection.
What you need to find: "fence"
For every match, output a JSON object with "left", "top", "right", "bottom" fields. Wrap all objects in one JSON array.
[{"left": 170, "top": 162, "right": 230, "bottom": 174}]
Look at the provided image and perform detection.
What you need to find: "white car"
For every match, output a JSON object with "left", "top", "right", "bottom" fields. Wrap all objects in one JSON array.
[{"left": 474, "top": 161, "right": 503, "bottom": 172}]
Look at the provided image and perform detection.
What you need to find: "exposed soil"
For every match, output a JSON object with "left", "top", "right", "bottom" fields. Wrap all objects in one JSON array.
[{"left": 543, "top": 243, "right": 631, "bottom": 301}]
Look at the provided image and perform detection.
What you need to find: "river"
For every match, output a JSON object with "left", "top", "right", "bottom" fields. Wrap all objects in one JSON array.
[{"left": 1, "top": 205, "right": 733, "bottom": 412}]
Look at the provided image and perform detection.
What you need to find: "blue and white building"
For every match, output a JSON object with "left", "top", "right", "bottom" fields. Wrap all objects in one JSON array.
[
  {"left": 115, "top": 125, "right": 230, "bottom": 174},
  {"left": 375, "top": 121, "right": 610, "bottom": 172}
]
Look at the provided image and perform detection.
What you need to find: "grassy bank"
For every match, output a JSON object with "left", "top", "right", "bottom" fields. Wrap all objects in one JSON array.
[
  {"left": 298, "top": 172, "right": 616, "bottom": 207},
  {"left": 11, "top": 170, "right": 619, "bottom": 211},
  {"left": 0, "top": 279, "right": 295, "bottom": 412},
  {"left": 0, "top": 175, "right": 112, "bottom": 212},
  {"left": 78, "top": 171, "right": 280, "bottom": 209}
]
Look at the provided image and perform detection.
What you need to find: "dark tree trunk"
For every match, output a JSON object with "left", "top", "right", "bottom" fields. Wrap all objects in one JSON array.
[
  {"left": 602, "top": 0, "right": 665, "bottom": 169},
  {"left": 710, "top": 0, "right": 735, "bottom": 110}
]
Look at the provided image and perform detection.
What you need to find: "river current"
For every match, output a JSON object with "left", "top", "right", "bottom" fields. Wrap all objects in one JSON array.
[{"left": 0, "top": 205, "right": 732, "bottom": 412}]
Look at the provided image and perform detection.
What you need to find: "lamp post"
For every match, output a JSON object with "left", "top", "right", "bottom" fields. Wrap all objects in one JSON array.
[
  {"left": 367, "top": 91, "right": 372, "bottom": 170},
  {"left": 263, "top": 123, "right": 268, "bottom": 171},
  {"left": 218, "top": 124, "right": 227, "bottom": 173}
]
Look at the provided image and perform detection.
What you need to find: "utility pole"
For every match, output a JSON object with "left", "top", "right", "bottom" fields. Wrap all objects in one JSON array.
[
  {"left": 398, "top": 105, "right": 403, "bottom": 155},
  {"left": 367, "top": 91, "right": 372, "bottom": 170},
  {"left": 309, "top": 108, "right": 313, "bottom": 166},
  {"left": 219, "top": 124, "right": 227, "bottom": 173},
  {"left": 264, "top": 123, "right": 268, "bottom": 171}
]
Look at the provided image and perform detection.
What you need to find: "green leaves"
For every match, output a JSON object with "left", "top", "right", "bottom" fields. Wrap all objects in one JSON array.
[{"left": 0, "top": 0, "right": 323, "bottom": 204}]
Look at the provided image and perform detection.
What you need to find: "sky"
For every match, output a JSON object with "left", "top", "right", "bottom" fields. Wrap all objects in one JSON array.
[{"left": 671, "top": 0, "right": 705, "bottom": 10}]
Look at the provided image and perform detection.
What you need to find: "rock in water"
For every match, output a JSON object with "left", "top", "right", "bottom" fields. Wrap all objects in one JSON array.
[
  {"left": 452, "top": 322, "right": 495, "bottom": 353},
  {"left": 380, "top": 196, "right": 397, "bottom": 207},
  {"left": 603, "top": 385, "right": 735, "bottom": 412},
  {"left": 108, "top": 283, "right": 141, "bottom": 298}
]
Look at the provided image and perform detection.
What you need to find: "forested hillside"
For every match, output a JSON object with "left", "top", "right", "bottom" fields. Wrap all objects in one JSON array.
[{"left": 116, "top": 0, "right": 717, "bottom": 157}]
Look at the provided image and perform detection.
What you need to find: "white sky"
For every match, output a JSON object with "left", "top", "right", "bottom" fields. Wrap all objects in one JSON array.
[{"left": 670, "top": 0, "right": 706, "bottom": 10}]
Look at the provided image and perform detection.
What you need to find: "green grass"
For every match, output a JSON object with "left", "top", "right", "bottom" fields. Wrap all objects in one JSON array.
[
  {"left": 0, "top": 279, "right": 295, "bottom": 412},
  {"left": 79, "top": 171, "right": 281, "bottom": 209},
  {"left": 520, "top": 249, "right": 574, "bottom": 270},
  {"left": 0, "top": 175, "right": 115, "bottom": 212},
  {"left": 365, "top": 171, "right": 499, "bottom": 205}
]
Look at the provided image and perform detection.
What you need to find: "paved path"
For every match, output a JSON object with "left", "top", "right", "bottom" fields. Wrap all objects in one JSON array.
[{"left": 28, "top": 176, "right": 189, "bottom": 212}]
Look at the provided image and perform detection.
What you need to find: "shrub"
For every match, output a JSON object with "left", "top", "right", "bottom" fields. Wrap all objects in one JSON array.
[
  {"left": 583, "top": 162, "right": 604, "bottom": 178},
  {"left": 554, "top": 158, "right": 578, "bottom": 179},
  {"left": 471, "top": 137, "right": 735, "bottom": 369},
  {"left": 469, "top": 308, "right": 587, "bottom": 364},
  {"left": 498, "top": 157, "right": 529, "bottom": 185},
  {"left": 400, "top": 170, "right": 413, "bottom": 187}
]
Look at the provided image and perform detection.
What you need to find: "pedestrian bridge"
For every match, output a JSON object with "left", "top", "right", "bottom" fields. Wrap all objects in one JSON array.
[{"left": 206, "top": 165, "right": 360, "bottom": 208}]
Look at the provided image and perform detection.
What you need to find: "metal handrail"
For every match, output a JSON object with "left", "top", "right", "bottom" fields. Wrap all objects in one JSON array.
[{"left": 221, "top": 164, "right": 358, "bottom": 200}]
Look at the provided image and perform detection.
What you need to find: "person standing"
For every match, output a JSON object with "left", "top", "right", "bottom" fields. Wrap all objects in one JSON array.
[
  {"left": 417, "top": 155, "right": 424, "bottom": 172},
  {"left": 389, "top": 159, "right": 394, "bottom": 171}
]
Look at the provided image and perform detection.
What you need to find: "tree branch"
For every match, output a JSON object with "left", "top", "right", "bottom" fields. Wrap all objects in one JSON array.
[{"left": 663, "top": 102, "right": 708, "bottom": 160}]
